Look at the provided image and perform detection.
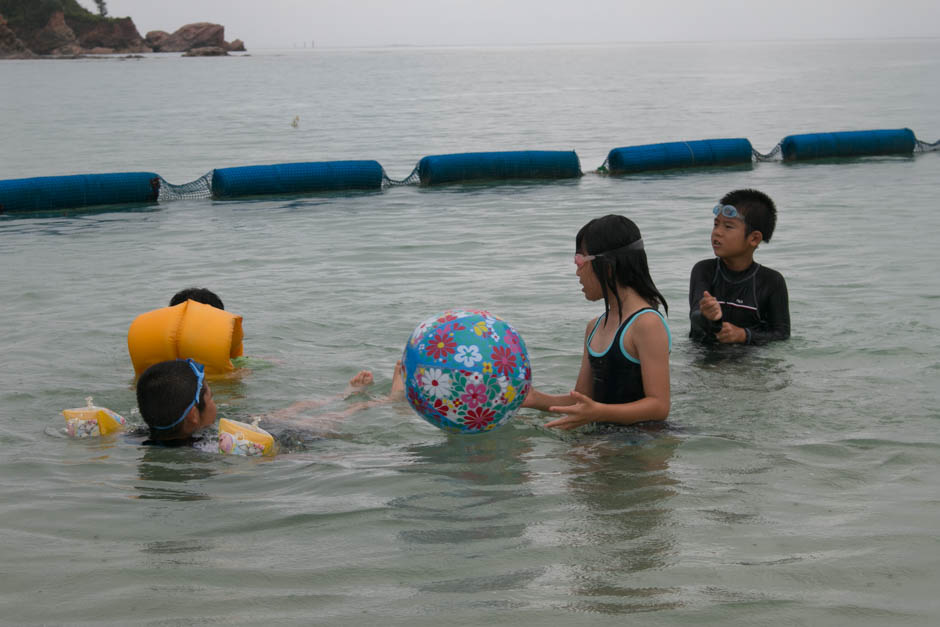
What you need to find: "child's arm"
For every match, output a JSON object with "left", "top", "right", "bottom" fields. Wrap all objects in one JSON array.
[
  {"left": 545, "top": 314, "right": 670, "bottom": 430},
  {"left": 522, "top": 320, "right": 595, "bottom": 411},
  {"left": 689, "top": 261, "right": 723, "bottom": 336},
  {"left": 266, "top": 370, "right": 378, "bottom": 422},
  {"left": 747, "top": 271, "right": 791, "bottom": 344}
]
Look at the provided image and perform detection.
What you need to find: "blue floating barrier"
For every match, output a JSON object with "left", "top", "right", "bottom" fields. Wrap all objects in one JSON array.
[
  {"left": 780, "top": 129, "right": 916, "bottom": 161},
  {"left": 211, "top": 160, "right": 385, "bottom": 198},
  {"left": 0, "top": 172, "right": 160, "bottom": 213},
  {"left": 606, "top": 138, "right": 753, "bottom": 174},
  {"left": 416, "top": 150, "right": 582, "bottom": 185}
]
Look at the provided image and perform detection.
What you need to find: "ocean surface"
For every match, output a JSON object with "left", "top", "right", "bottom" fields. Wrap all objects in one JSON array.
[{"left": 1, "top": 40, "right": 939, "bottom": 626}]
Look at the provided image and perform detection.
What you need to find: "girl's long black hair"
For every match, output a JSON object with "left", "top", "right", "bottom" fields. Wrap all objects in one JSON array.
[{"left": 576, "top": 215, "right": 667, "bottom": 324}]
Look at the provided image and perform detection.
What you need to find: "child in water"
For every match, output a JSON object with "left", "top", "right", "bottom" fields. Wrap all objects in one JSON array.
[
  {"left": 689, "top": 189, "right": 790, "bottom": 344},
  {"left": 136, "top": 358, "right": 404, "bottom": 451},
  {"left": 523, "top": 215, "right": 671, "bottom": 430}
]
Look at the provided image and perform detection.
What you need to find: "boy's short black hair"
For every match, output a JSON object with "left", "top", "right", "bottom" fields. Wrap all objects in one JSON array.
[
  {"left": 720, "top": 188, "right": 778, "bottom": 242},
  {"left": 169, "top": 288, "right": 224, "bottom": 310},
  {"left": 136, "top": 360, "right": 206, "bottom": 441}
]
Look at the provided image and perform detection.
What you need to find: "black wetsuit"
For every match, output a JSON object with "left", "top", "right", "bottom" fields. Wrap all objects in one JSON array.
[{"left": 688, "top": 258, "right": 790, "bottom": 345}]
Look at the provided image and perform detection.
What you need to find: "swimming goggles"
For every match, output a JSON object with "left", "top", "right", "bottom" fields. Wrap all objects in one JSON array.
[
  {"left": 574, "top": 239, "right": 644, "bottom": 266},
  {"left": 152, "top": 359, "right": 205, "bottom": 431},
  {"left": 713, "top": 203, "right": 743, "bottom": 219}
]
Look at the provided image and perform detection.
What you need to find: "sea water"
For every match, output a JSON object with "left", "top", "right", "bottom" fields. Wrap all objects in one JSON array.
[{"left": 1, "top": 40, "right": 939, "bottom": 626}]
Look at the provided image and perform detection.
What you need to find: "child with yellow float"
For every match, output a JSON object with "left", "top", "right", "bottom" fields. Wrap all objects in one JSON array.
[
  {"left": 66, "top": 288, "right": 402, "bottom": 456},
  {"left": 133, "top": 358, "right": 396, "bottom": 456}
]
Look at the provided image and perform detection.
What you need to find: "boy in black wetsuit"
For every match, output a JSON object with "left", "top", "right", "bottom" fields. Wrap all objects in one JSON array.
[{"left": 689, "top": 188, "right": 790, "bottom": 345}]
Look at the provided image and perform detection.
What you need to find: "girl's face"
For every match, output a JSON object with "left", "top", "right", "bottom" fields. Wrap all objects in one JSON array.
[{"left": 575, "top": 247, "right": 603, "bottom": 301}]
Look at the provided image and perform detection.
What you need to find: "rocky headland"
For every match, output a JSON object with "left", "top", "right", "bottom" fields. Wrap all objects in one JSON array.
[{"left": 0, "top": 0, "right": 245, "bottom": 58}]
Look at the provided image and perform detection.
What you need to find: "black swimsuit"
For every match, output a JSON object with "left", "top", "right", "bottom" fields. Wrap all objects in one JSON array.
[{"left": 587, "top": 308, "right": 671, "bottom": 405}]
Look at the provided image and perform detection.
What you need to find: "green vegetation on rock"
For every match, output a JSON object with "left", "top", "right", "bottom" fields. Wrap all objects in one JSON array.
[{"left": 0, "top": 0, "right": 105, "bottom": 31}]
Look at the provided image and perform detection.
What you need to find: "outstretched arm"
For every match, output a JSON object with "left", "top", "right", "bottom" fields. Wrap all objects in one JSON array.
[
  {"left": 267, "top": 370, "right": 377, "bottom": 422},
  {"left": 523, "top": 319, "right": 595, "bottom": 411}
]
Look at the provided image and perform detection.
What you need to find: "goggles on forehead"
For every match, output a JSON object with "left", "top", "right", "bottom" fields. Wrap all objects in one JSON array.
[
  {"left": 713, "top": 203, "right": 743, "bottom": 220},
  {"left": 152, "top": 359, "right": 205, "bottom": 431},
  {"left": 574, "top": 238, "right": 644, "bottom": 267}
]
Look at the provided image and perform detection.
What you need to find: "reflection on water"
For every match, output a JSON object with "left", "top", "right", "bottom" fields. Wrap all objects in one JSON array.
[
  {"left": 133, "top": 446, "right": 217, "bottom": 501},
  {"left": 381, "top": 425, "right": 685, "bottom": 613},
  {"left": 556, "top": 434, "right": 682, "bottom": 614},
  {"left": 392, "top": 429, "right": 543, "bottom": 595},
  {"left": 402, "top": 428, "right": 535, "bottom": 485}
]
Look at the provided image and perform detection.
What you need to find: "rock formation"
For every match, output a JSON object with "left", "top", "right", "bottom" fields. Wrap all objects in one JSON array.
[
  {"left": 183, "top": 46, "right": 228, "bottom": 57},
  {"left": 0, "top": 0, "right": 245, "bottom": 59},
  {"left": 19, "top": 10, "right": 82, "bottom": 56},
  {"left": 146, "top": 22, "right": 231, "bottom": 53},
  {"left": 0, "top": 12, "right": 34, "bottom": 58},
  {"left": 68, "top": 15, "right": 149, "bottom": 54}
]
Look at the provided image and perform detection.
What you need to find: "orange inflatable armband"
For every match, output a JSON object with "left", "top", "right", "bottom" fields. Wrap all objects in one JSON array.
[{"left": 128, "top": 300, "right": 243, "bottom": 376}]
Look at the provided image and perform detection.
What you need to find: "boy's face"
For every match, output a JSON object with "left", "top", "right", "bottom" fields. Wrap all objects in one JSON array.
[
  {"left": 711, "top": 215, "right": 759, "bottom": 259},
  {"left": 180, "top": 383, "right": 218, "bottom": 437},
  {"left": 195, "top": 383, "right": 218, "bottom": 430}
]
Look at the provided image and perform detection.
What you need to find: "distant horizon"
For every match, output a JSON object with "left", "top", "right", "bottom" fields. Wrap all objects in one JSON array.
[
  {"left": 77, "top": 0, "right": 940, "bottom": 50},
  {"left": 251, "top": 35, "right": 940, "bottom": 51}
]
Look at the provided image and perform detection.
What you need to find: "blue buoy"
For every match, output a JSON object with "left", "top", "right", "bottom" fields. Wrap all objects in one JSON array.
[
  {"left": 211, "top": 160, "right": 385, "bottom": 198},
  {"left": 416, "top": 150, "right": 582, "bottom": 185},
  {"left": 606, "top": 138, "right": 754, "bottom": 174},
  {"left": 0, "top": 172, "right": 160, "bottom": 213},
  {"left": 780, "top": 129, "right": 916, "bottom": 161}
]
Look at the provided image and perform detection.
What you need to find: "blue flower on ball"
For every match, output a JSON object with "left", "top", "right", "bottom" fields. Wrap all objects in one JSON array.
[{"left": 402, "top": 309, "right": 531, "bottom": 434}]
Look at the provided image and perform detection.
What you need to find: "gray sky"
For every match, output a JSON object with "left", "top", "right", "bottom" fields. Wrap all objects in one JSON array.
[{"left": 88, "top": 1, "right": 940, "bottom": 49}]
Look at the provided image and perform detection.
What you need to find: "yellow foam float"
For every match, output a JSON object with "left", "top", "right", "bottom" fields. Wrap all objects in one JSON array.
[
  {"left": 63, "top": 397, "right": 127, "bottom": 438},
  {"left": 218, "top": 418, "right": 276, "bottom": 457}
]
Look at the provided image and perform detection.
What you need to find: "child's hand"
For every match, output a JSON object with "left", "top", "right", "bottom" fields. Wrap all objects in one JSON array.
[
  {"left": 349, "top": 370, "right": 374, "bottom": 387},
  {"left": 545, "top": 390, "right": 599, "bottom": 430},
  {"left": 700, "top": 290, "right": 723, "bottom": 321},
  {"left": 715, "top": 322, "right": 747, "bottom": 344},
  {"left": 343, "top": 370, "right": 375, "bottom": 398},
  {"left": 389, "top": 361, "right": 405, "bottom": 400}
]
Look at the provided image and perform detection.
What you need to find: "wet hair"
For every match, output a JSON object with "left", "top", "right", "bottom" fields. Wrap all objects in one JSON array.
[
  {"left": 720, "top": 188, "right": 777, "bottom": 243},
  {"left": 169, "top": 288, "right": 224, "bottom": 310},
  {"left": 136, "top": 360, "right": 207, "bottom": 441},
  {"left": 576, "top": 214, "right": 668, "bottom": 323}
]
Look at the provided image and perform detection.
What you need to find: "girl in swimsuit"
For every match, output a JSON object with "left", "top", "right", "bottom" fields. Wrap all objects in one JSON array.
[{"left": 523, "top": 215, "right": 671, "bottom": 431}]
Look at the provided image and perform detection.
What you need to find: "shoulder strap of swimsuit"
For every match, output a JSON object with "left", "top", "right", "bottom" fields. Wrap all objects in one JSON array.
[
  {"left": 618, "top": 308, "right": 672, "bottom": 363},
  {"left": 585, "top": 312, "right": 607, "bottom": 351}
]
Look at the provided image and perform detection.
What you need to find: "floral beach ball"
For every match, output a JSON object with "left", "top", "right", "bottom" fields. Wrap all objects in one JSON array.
[{"left": 402, "top": 309, "right": 531, "bottom": 434}]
